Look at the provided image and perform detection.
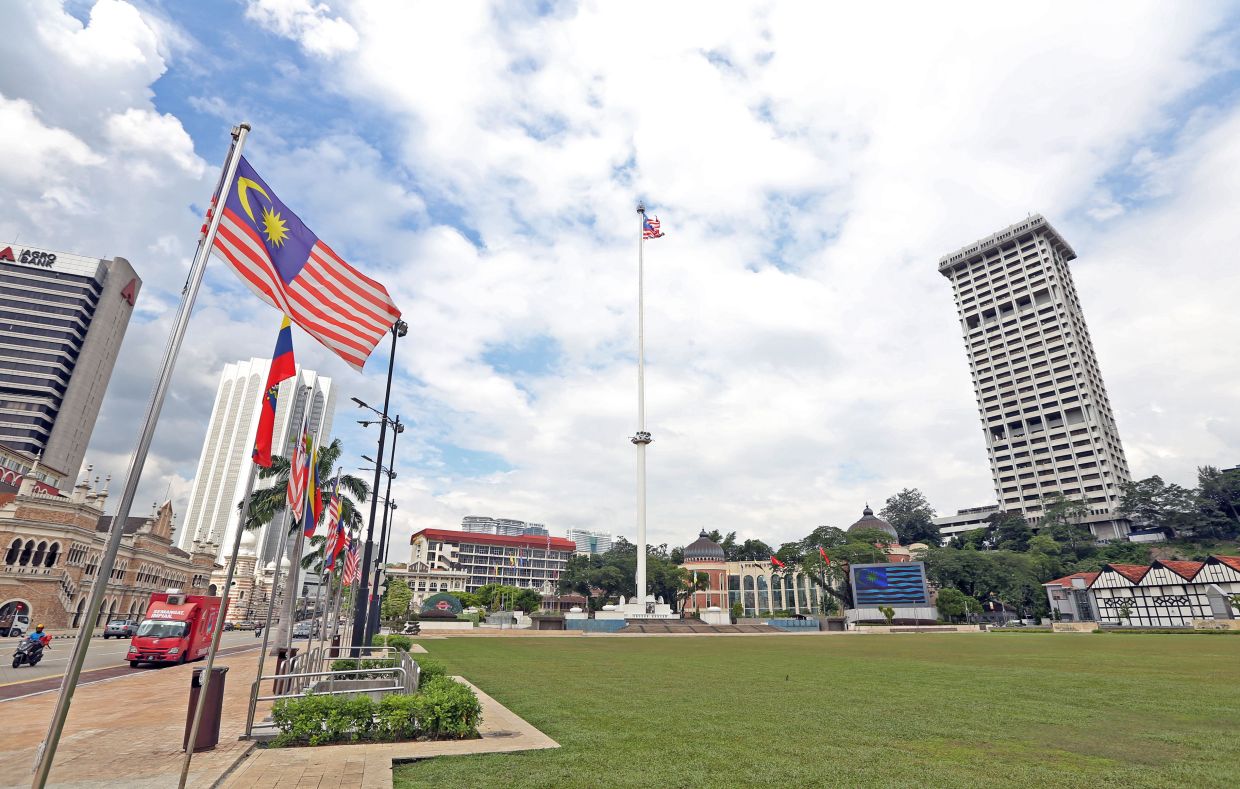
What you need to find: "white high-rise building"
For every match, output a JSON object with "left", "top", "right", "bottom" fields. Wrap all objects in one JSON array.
[
  {"left": 176, "top": 359, "right": 335, "bottom": 563},
  {"left": 566, "top": 528, "right": 612, "bottom": 555},
  {"left": 460, "top": 516, "right": 548, "bottom": 537},
  {"left": 938, "top": 215, "right": 1132, "bottom": 539}
]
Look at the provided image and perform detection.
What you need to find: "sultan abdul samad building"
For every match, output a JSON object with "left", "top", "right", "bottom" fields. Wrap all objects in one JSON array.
[{"left": 0, "top": 470, "right": 218, "bottom": 629}]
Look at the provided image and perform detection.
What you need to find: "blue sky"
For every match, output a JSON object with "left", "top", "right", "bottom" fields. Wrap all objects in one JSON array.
[{"left": 2, "top": 0, "right": 1240, "bottom": 554}]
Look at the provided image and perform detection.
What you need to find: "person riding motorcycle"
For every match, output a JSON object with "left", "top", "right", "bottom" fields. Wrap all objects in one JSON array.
[{"left": 27, "top": 625, "right": 51, "bottom": 648}]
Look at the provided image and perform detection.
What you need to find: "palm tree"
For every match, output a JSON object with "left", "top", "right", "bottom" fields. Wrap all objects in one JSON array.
[{"left": 241, "top": 437, "right": 369, "bottom": 650}]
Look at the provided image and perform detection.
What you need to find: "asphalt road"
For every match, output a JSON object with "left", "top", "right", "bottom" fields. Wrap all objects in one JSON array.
[{"left": 0, "top": 630, "right": 261, "bottom": 690}]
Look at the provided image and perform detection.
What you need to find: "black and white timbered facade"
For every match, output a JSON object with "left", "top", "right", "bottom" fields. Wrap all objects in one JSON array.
[{"left": 1048, "top": 556, "right": 1240, "bottom": 627}]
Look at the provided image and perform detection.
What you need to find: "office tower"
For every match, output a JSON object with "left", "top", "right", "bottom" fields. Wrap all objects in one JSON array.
[
  {"left": 460, "top": 516, "right": 548, "bottom": 537},
  {"left": 176, "top": 359, "right": 335, "bottom": 561},
  {"left": 938, "top": 215, "right": 1132, "bottom": 539},
  {"left": 0, "top": 243, "right": 140, "bottom": 480},
  {"left": 566, "top": 528, "right": 613, "bottom": 555}
]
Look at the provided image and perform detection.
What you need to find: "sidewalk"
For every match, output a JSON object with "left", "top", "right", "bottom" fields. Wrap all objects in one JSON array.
[{"left": 0, "top": 647, "right": 263, "bottom": 788}]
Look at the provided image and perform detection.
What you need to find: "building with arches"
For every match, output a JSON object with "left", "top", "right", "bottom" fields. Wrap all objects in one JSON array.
[
  {"left": 679, "top": 530, "right": 823, "bottom": 617},
  {"left": 0, "top": 471, "right": 217, "bottom": 630}
]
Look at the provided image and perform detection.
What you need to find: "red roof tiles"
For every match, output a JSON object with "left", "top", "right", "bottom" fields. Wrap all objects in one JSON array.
[
  {"left": 410, "top": 528, "right": 577, "bottom": 552},
  {"left": 1214, "top": 555, "right": 1240, "bottom": 573},
  {"left": 1106, "top": 563, "right": 1150, "bottom": 584},
  {"left": 1155, "top": 559, "right": 1204, "bottom": 580},
  {"left": 1044, "top": 571, "right": 1099, "bottom": 589}
]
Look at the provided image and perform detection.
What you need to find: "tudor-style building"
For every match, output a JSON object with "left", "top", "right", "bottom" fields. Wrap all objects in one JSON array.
[
  {"left": 0, "top": 472, "right": 219, "bottom": 630},
  {"left": 1046, "top": 556, "right": 1240, "bottom": 626}
]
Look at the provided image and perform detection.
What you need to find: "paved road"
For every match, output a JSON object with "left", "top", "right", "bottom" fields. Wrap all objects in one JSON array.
[{"left": 0, "top": 630, "right": 260, "bottom": 690}]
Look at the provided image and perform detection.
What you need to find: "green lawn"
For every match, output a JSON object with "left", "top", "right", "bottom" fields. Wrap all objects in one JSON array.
[{"left": 394, "top": 633, "right": 1240, "bottom": 788}]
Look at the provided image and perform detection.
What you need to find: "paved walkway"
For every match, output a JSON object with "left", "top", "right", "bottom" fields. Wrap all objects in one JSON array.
[
  {"left": 0, "top": 647, "right": 263, "bottom": 788},
  {"left": 220, "top": 678, "right": 558, "bottom": 789}
]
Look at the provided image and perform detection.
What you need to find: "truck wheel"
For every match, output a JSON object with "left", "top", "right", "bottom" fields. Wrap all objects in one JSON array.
[{"left": 129, "top": 660, "right": 139, "bottom": 668}]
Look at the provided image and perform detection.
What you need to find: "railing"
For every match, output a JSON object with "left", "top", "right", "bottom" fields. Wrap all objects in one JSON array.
[{"left": 243, "top": 646, "right": 420, "bottom": 738}]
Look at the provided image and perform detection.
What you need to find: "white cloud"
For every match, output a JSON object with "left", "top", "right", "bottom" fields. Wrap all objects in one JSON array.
[
  {"left": 4, "top": 1, "right": 1240, "bottom": 564},
  {"left": 245, "top": 0, "right": 358, "bottom": 57},
  {"left": 0, "top": 95, "right": 103, "bottom": 180}
]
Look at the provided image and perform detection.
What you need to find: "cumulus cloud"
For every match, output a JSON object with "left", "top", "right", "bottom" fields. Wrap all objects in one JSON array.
[{"left": 3, "top": 1, "right": 1239, "bottom": 561}]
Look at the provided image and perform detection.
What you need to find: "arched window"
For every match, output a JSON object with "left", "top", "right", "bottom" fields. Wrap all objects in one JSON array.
[
  {"left": 743, "top": 575, "right": 756, "bottom": 616},
  {"left": 18, "top": 541, "right": 34, "bottom": 566},
  {"left": 5, "top": 539, "right": 21, "bottom": 565},
  {"left": 32, "top": 541, "right": 47, "bottom": 567},
  {"left": 45, "top": 543, "right": 59, "bottom": 567},
  {"left": 72, "top": 598, "right": 85, "bottom": 628},
  {"left": 106, "top": 600, "right": 117, "bottom": 622},
  {"left": 756, "top": 575, "right": 769, "bottom": 614},
  {"left": 208, "top": 584, "right": 218, "bottom": 596},
  {"left": 799, "top": 575, "right": 810, "bottom": 613}
]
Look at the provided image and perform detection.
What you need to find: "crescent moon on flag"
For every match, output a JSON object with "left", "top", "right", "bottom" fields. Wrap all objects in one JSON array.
[{"left": 237, "top": 176, "right": 271, "bottom": 223}]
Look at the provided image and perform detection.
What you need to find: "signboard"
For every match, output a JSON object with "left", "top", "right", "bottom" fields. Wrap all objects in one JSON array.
[{"left": 849, "top": 561, "right": 930, "bottom": 607}]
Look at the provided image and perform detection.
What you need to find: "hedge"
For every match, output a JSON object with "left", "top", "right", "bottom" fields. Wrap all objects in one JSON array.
[
  {"left": 270, "top": 676, "right": 481, "bottom": 746},
  {"left": 329, "top": 656, "right": 446, "bottom": 688},
  {"left": 372, "top": 633, "right": 414, "bottom": 652},
  {"left": 1094, "top": 628, "right": 1240, "bottom": 635}
]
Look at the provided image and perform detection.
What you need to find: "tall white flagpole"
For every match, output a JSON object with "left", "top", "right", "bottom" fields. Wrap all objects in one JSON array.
[
  {"left": 632, "top": 203, "right": 653, "bottom": 606},
  {"left": 32, "top": 121, "right": 251, "bottom": 789}
]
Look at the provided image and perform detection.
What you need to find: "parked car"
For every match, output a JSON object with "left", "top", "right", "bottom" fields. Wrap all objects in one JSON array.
[
  {"left": 103, "top": 619, "right": 138, "bottom": 639},
  {"left": 223, "top": 622, "right": 235, "bottom": 632},
  {"left": 292, "top": 620, "right": 319, "bottom": 638},
  {"left": 233, "top": 621, "right": 257, "bottom": 631}
]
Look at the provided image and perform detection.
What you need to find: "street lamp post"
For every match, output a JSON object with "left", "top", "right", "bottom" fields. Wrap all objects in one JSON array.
[
  {"left": 360, "top": 414, "right": 401, "bottom": 641},
  {"left": 349, "top": 320, "right": 406, "bottom": 656}
]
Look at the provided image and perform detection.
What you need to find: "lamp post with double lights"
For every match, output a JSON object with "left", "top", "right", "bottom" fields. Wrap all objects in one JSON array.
[
  {"left": 349, "top": 319, "right": 406, "bottom": 655},
  {"left": 360, "top": 413, "right": 401, "bottom": 641}
]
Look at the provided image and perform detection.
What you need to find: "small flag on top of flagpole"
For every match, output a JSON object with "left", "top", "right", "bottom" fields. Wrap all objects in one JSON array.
[
  {"left": 210, "top": 156, "right": 402, "bottom": 371},
  {"left": 252, "top": 316, "right": 296, "bottom": 467}
]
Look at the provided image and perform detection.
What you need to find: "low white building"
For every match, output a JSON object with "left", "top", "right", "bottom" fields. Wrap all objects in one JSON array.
[
  {"left": 933, "top": 505, "right": 1000, "bottom": 544},
  {"left": 1045, "top": 556, "right": 1240, "bottom": 627}
]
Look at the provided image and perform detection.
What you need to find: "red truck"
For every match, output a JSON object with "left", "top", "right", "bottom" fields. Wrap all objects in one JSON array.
[{"left": 126, "top": 591, "right": 226, "bottom": 668}]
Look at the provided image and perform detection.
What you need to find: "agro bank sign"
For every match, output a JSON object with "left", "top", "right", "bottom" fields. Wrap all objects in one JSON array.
[{"left": 0, "top": 244, "right": 105, "bottom": 278}]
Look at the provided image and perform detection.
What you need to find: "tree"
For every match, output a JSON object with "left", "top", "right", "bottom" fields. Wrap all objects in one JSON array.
[
  {"left": 880, "top": 488, "right": 940, "bottom": 544},
  {"left": 990, "top": 512, "right": 1033, "bottom": 552},
  {"left": 878, "top": 605, "right": 895, "bottom": 625},
  {"left": 381, "top": 578, "right": 412, "bottom": 620},
  {"left": 1117, "top": 476, "right": 1203, "bottom": 536},
  {"left": 935, "top": 588, "right": 975, "bottom": 623},
  {"left": 1195, "top": 466, "right": 1240, "bottom": 539},
  {"left": 797, "top": 528, "right": 890, "bottom": 609},
  {"left": 1041, "top": 495, "right": 1092, "bottom": 557},
  {"left": 732, "top": 538, "right": 775, "bottom": 562},
  {"left": 706, "top": 530, "right": 740, "bottom": 560},
  {"left": 242, "top": 438, "right": 370, "bottom": 650}
]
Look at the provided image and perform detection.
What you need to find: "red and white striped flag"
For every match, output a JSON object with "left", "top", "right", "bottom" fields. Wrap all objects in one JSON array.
[
  {"left": 210, "top": 156, "right": 402, "bottom": 371},
  {"left": 286, "top": 421, "right": 309, "bottom": 518},
  {"left": 342, "top": 539, "right": 360, "bottom": 586}
]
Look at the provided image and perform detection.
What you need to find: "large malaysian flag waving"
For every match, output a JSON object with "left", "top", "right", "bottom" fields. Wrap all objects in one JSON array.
[{"left": 211, "top": 157, "right": 402, "bottom": 371}]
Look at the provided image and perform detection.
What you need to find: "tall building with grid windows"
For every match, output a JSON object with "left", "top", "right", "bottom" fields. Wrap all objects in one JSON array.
[
  {"left": 938, "top": 215, "right": 1132, "bottom": 539},
  {"left": 175, "top": 359, "right": 335, "bottom": 564},
  {"left": 0, "top": 243, "right": 140, "bottom": 481}
]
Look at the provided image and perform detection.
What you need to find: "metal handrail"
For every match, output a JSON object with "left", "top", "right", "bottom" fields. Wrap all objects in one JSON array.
[{"left": 244, "top": 664, "right": 410, "bottom": 737}]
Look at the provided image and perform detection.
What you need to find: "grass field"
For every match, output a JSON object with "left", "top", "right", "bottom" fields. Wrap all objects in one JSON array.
[{"left": 394, "top": 633, "right": 1240, "bottom": 789}]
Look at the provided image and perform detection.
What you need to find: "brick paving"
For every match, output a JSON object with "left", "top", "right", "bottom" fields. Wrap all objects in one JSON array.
[
  {"left": 0, "top": 647, "right": 264, "bottom": 788},
  {"left": 0, "top": 644, "right": 556, "bottom": 789}
]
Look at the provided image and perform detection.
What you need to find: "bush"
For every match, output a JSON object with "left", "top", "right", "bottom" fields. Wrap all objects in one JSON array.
[
  {"left": 416, "top": 657, "right": 447, "bottom": 688},
  {"left": 271, "top": 693, "right": 375, "bottom": 746},
  {"left": 270, "top": 679, "right": 481, "bottom": 746},
  {"left": 416, "top": 676, "right": 483, "bottom": 739},
  {"left": 330, "top": 657, "right": 400, "bottom": 677},
  {"left": 372, "top": 633, "right": 413, "bottom": 652}
]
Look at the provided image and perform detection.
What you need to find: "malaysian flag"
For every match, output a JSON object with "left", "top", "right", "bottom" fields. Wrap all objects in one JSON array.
[
  {"left": 322, "top": 478, "right": 344, "bottom": 569},
  {"left": 210, "top": 157, "right": 402, "bottom": 371},
  {"left": 642, "top": 215, "right": 663, "bottom": 239},
  {"left": 342, "top": 539, "right": 360, "bottom": 586}
]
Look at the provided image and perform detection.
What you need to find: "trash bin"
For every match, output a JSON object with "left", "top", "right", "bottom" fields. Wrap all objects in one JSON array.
[
  {"left": 184, "top": 666, "right": 229, "bottom": 752},
  {"left": 329, "top": 634, "right": 341, "bottom": 658}
]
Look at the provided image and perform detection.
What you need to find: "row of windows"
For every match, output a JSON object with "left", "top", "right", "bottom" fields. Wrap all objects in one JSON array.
[{"left": 4, "top": 538, "right": 60, "bottom": 567}]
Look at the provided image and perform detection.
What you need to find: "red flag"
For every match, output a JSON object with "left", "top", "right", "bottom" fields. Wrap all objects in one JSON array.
[
  {"left": 771, "top": 555, "right": 786, "bottom": 568},
  {"left": 251, "top": 316, "right": 296, "bottom": 467},
  {"left": 818, "top": 546, "right": 830, "bottom": 565}
]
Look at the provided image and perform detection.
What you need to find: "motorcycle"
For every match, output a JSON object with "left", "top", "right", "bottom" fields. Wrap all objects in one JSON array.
[{"left": 12, "top": 638, "right": 46, "bottom": 668}]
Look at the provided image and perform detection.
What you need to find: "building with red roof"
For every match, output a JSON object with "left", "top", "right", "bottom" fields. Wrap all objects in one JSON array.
[
  {"left": 392, "top": 528, "right": 578, "bottom": 609},
  {"left": 1045, "top": 556, "right": 1240, "bottom": 627}
]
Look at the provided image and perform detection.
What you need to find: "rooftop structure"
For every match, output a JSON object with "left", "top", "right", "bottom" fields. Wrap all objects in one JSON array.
[{"left": 847, "top": 505, "right": 899, "bottom": 541}]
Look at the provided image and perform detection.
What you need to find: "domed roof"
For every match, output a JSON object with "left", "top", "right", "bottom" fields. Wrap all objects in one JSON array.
[
  {"left": 847, "top": 504, "right": 899, "bottom": 541},
  {"left": 684, "top": 529, "right": 725, "bottom": 561}
]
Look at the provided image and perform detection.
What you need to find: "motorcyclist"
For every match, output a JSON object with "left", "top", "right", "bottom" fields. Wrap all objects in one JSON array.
[{"left": 27, "top": 625, "right": 51, "bottom": 647}]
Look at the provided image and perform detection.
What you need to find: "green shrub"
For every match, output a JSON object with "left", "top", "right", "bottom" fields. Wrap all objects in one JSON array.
[
  {"left": 415, "top": 676, "right": 483, "bottom": 739},
  {"left": 372, "top": 633, "right": 413, "bottom": 652},
  {"left": 374, "top": 694, "right": 421, "bottom": 741},
  {"left": 271, "top": 693, "right": 375, "bottom": 746},
  {"left": 416, "top": 657, "right": 447, "bottom": 688},
  {"left": 330, "top": 657, "right": 400, "bottom": 677}
]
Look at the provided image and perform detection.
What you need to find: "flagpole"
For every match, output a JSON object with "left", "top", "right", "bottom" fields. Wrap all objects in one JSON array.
[
  {"left": 279, "top": 426, "right": 314, "bottom": 654},
  {"left": 31, "top": 121, "right": 250, "bottom": 789},
  {"left": 368, "top": 416, "right": 401, "bottom": 638},
  {"left": 253, "top": 504, "right": 290, "bottom": 692},
  {"left": 316, "top": 466, "right": 341, "bottom": 659},
  {"left": 632, "top": 203, "right": 652, "bottom": 606},
  {"left": 178, "top": 462, "right": 257, "bottom": 788}
]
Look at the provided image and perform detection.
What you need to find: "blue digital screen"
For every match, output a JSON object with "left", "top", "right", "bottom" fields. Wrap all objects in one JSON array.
[{"left": 851, "top": 562, "right": 929, "bottom": 606}]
